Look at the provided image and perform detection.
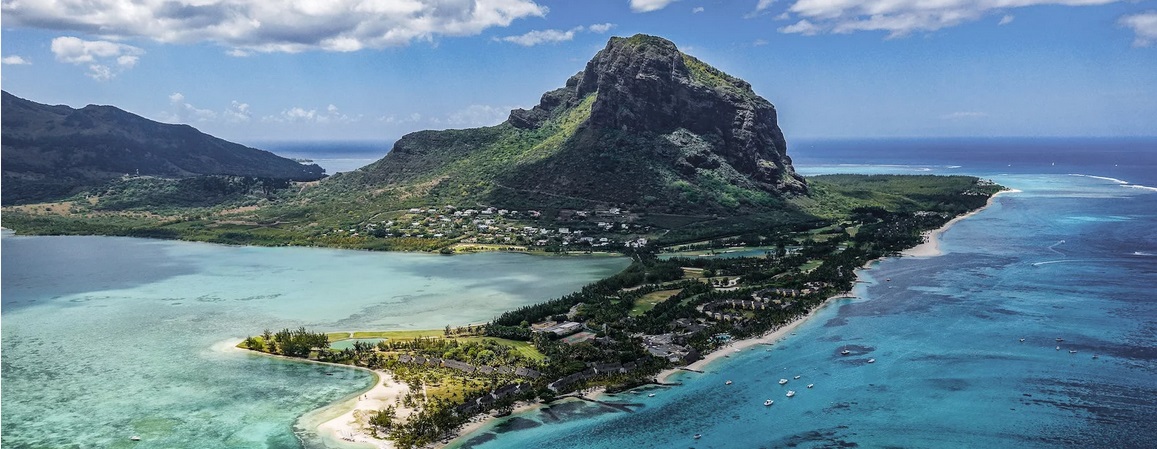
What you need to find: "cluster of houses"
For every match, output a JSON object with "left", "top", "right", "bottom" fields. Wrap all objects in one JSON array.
[
  {"left": 547, "top": 358, "right": 651, "bottom": 392},
  {"left": 395, "top": 354, "right": 541, "bottom": 379},
  {"left": 454, "top": 382, "right": 536, "bottom": 415},
  {"left": 322, "top": 205, "right": 652, "bottom": 248}
]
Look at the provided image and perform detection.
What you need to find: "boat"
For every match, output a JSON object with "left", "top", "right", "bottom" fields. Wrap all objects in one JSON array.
[
  {"left": 807, "top": 384, "right": 814, "bottom": 389},
  {"left": 764, "top": 399, "right": 774, "bottom": 406},
  {"left": 1069, "top": 350, "right": 1078, "bottom": 354},
  {"left": 1019, "top": 338, "right": 1025, "bottom": 342},
  {"left": 1093, "top": 354, "right": 1099, "bottom": 359},
  {"left": 130, "top": 436, "right": 141, "bottom": 442},
  {"left": 694, "top": 434, "right": 702, "bottom": 440},
  {"left": 786, "top": 390, "right": 796, "bottom": 397},
  {"left": 794, "top": 375, "right": 801, "bottom": 380},
  {"left": 1056, "top": 338, "right": 1064, "bottom": 342},
  {"left": 648, "top": 393, "right": 655, "bottom": 397},
  {"left": 779, "top": 378, "right": 788, "bottom": 385},
  {"left": 725, "top": 380, "right": 733, "bottom": 385},
  {"left": 1056, "top": 346, "right": 1061, "bottom": 351},
  {"left": 867, "top": 358, "right": 876, "bottom": 363},
  {"left": 840, "top": 347, "right": 851, "bottom": 356}
]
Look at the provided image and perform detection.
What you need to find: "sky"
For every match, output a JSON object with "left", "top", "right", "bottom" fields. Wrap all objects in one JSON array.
[{"left": 1, "top": 0, "right": 1155, "bottom": 146}]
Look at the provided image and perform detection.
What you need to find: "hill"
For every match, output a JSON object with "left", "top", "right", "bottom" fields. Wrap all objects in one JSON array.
[
  {"left": 1, "top": 91, "right": 325, "bottom": 205},
  {"left": 321, "top": 34, "right": 806, "bottom": 216}
]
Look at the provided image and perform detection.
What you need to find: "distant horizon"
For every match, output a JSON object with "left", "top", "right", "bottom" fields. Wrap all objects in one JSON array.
[{"left": 3, "top": 2, "right": 1155, "bottom": 141}]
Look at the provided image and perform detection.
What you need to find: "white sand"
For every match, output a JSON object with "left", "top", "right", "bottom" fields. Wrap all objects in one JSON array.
[
  {"left": 315, "top": 370, "right": 417, "bottom": 449},
  {"left": 902, "top": 189, "right": 1020, "bottom": 258}
]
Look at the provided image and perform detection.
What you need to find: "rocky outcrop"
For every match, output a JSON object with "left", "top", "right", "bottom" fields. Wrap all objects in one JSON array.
[{"left": 508, "top": 34, "right": 805, "bottom": 193}]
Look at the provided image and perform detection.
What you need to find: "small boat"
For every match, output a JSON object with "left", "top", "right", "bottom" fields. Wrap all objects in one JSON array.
[
  {"left": 694, "top": 434, "right": 702, "bottom": 440},
  {"left": 794, "top": 375, "right": 801, "bottom": 380},
  {"left": 1056, "top": 338, "right": 1064, "bottom": 342},
  {"left": 786, "top": 390, "right": 796, "bottom": 397},
  {"left": 725, "top": 380, "right": 733, "bottom": 385},
  {"left": 648, "top": 393, "right": 655, "bottom": 397},
  {"left": 764, "top": 399, "right": 774, "bottom": 406},
  {"left": 807, "top": 384, "right": 814, "bottom": 389},
  {"left": 885, "top": 278, "right": 892, "bottom": 282},
  {"left": 841, "top": 348, "right": 851, "bottom": 356},
  {"left": 1019, "top": 338, "right": 1025, "bottom": 342},
  {"left": 779, "top": 378, "right": 788, "bottom": 385},
  {"left": 867, "top": 358, "right": 876, "bottom": 363},
  {"left": 1092, "top": 354, "right": 1099, "bottom": 359},
  {"left": 1056, "top": 346, "right": 1061, "bottom": 351},
  {"left": 130, "top": 436, "right": 141, "bottom": 442},
  {"left": 1069, "top": 350, "right": 1078, "bottom": 354}
]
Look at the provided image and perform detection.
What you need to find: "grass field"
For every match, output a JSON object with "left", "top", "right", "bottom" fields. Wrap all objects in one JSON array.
[
  {"left": 327, "top": 330, "right": 546, "bottom": 361},
  {"left": 631, "top": 289, "right": 683, "bottom": 316}
]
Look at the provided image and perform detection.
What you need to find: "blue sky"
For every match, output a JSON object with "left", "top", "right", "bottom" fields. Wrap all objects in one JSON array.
[{"left": 2, "top": 0, "right": 1155, "bottom": 145}]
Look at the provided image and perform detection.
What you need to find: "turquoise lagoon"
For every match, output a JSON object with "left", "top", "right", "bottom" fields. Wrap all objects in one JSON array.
[
  {"left": 0, "top": 238, "right": 629, "bottom": 449},
  {"left": 451, "top": 170, "right": 1157, "bottom": 448}
]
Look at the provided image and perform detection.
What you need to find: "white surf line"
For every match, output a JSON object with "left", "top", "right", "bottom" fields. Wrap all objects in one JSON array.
[{"left": 1070, "top": 173, "right": 1157, "bottom": 193}]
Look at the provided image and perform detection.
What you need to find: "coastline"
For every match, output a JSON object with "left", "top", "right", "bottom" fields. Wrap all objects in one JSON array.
[
  {"left": 902, "top": 188, "right": 1020, "bottom": 257},
  {"left": 280, "top": 188, "right": 1017, "bottom": 449}
]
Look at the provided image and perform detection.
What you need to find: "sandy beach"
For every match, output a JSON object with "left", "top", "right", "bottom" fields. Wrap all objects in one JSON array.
[
  {"left": 902, "top": 188, "right": 1021, "bottom": 258},
  {"left": 314, "top": 370, "right": 416, "bottom": 449}
]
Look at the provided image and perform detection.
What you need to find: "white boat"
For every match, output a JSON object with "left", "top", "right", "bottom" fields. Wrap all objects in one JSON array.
[
  {"left": 130, "top": 436, "right": 141, "bottom": 442},
  {"left": 1069, "top": 350, "right": 1078, "bottom": 354},
  {"left": 794, "top": 375, "right": 801, "bottom": 380},
  {"left": 807, "top": 383, "right": 814, "bottom": 389},
  {"left": 840, "top": 347, "right": 851, "bottom": 356},
  {"left": 1019, "top": 338, "right": 1025, "bottom": 342},
  {"left": 764, "top": 399, "right": 774, "bottom": 406},
  {"left": 725, "top": 380, "right": 733, "bottom": 385},
  {"left": 867, "top": 358, "right": 876, "bottom": 363},
  {"left": 1093, "top": 354, "right": 1099, "bottom": 359},
  {"left": 648, "top": 393, "right": 655, "bottom": 397},
  {"left": 778, "top": 378, "right": 788, "bottom": 385},
  {"left": 785, "top": 390, "right": 796, "bottom": 397},
  {"left": 1056, "top": 346, "right": 1061, "bottom": 351},
  {"left": 694, "top": 434, "right": 702, "bottom": 439}
]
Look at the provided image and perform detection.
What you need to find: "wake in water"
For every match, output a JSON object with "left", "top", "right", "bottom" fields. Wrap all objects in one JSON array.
[{"left": 1047, "top": 240, "right": 1066, "bottom": 256}]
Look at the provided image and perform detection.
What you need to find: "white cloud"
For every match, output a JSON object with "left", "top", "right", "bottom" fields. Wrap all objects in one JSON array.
[
  {"left": 267, "top": 104, "right": 359, "bottom": 123},
  {"left": 50, "top": 36, "right": 144, "bottom": 80},
  {"left": 753, "top": 38, "right": 770, "bottom": 46},
  {"left": 446, "top": 104, "right": 510, "bottom": 127},
  {"left": 499, "top": 28, "right": 580, "bottom": 46},
  {"left": 630, "top": 0, "right": 677, "bottom": 13},
  {"left": 588, "top": 23, "right": 616, "bottom": 33},
  {"left": 2, "top": 55, "right": 31, "bottom": 65},
  {"left": 380, "top": 113, "right": 425, "bottom": 125},
  {"left": 692, "top": 7, "right": 705, "bottom": 14},
  {"left": 941, "top": 111, "right": 987, "bottom": 120},
  {"left": 164, "top": 92, "right": 217, "bottom": 122},
  {"left": 1120, "top": 11, "right": 1157, "bottom": 47},
  {"left": 998, "top": 15, "right": 1015, "bottom": 25},
  {"left": 498, "top": 23, "right": 616, "bottom": 46},
  {"left": 6, "top": 0, "right": 547, "bottom": 54},
  {"left": 779, "top": 19, "right": 821, "bottom": 36},
  {"left": 755, "top": 0, "right": 777, "bottom": 13},
  {"left": 224, "top": 101, "right": 251, "bottom": 123},
  {"left": 777, "top": 0, "right": 1120, "bottom": 38}
]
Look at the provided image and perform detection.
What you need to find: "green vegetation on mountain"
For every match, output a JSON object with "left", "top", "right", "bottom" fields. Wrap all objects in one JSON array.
[{"left": 0, "top": 90, "right": 324, "bottom": 206}]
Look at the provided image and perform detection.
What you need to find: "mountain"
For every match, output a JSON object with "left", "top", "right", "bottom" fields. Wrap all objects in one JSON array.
[
  {"left": 1, "top": 91, "right": 325, "bottom": 205},
  {"left": 326, "top": 34, "right": 805, "bottom": 215}
]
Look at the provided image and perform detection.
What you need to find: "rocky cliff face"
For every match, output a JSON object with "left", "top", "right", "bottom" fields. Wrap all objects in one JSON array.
[
  {"left": 509, "top": 34, "right": 805, "bottom": 194},
  {"left": 334, "top": 34, "right": 805, "bottom": 215}
]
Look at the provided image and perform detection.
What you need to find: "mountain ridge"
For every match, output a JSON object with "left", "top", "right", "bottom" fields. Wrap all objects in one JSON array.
[
  {"left": 1, "top": 91, "right": 325, "bottom": 205},
  {"left": 323, "top": 34, "right": 805, "bottom": 215}
]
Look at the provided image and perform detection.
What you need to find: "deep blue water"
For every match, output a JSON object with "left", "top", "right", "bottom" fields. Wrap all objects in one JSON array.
[
  {"left": 252, "top": 140, "right": 392, "bottom": 174},
  {"left": 449, "top": 138, "right": 1157, "bottom": 449}
]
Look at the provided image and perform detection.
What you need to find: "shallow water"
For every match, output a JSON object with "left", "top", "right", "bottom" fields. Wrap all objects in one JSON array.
[
  {"left": 451, "top": 171, "right": 1157, "bottom": 448},
  {"left": 0, "top": 238, "right": 629, "bottom": 449}
]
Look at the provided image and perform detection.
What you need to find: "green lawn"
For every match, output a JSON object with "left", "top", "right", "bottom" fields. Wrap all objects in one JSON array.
[
  {"left": 631, "top": 289, "right": 683, "bottom": 316},
  {"left": 327, "top": 330, "right": 546, "bottom": 362}
]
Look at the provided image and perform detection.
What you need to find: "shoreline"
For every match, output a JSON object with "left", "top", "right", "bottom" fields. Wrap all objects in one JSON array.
[
  {"left": 272, "top": 188, "right": 1017, "bottom": 449},
  {"left": 902, "top": 188, "right": 1020, "bottom": 257}
]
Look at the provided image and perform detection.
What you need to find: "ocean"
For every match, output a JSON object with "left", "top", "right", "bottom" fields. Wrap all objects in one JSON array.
[
  {"left": 446, "top": 138, "right": 1157, "bottom": 449},
  {"left": 3, "top": 137, "right": 1154, "bottom": 449}
]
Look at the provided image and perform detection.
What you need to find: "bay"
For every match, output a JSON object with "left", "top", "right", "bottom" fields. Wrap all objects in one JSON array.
[{"left": 0, "top": 237, "right": 629, "bottom": 449}]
